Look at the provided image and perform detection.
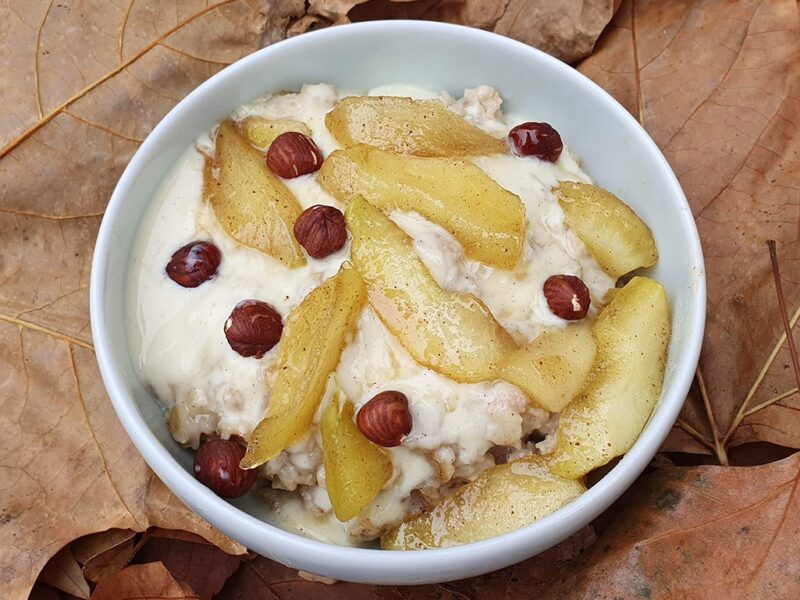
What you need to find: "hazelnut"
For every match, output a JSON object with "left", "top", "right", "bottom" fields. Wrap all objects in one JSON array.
[
  {"left": 266, "top": 131, "right": 323, "bottom": 178},
  {"left": 356, "top": 391, "right": 413, "bottom": 447},
  {"left": 193, "top": 438, "right": 257, "bottom": 498},
  {"left": 224, "top": 300, "right": 283, "bottom": 358},
  {"left": 293, "top": 205, "right": 347, "bottom": 259},
  {"left": 508, "top": 122, "right": 563, "bottom": 162},
  {"left": 544, "top": 274, "right": 591, "bottom": 320},
  {"left": 166, "top": 241, "right": 221, "bottom": 288}
]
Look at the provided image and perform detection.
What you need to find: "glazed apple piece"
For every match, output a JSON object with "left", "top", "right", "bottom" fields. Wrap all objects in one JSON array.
[
  {"left": 318, "top": 145, "right": 525, "bottom": 269},
  {"left": 240, "top": 265, "right": 367, "bottom": 468},
  {"left": 555, "top": 181, "right": 658, "bottom": 279},
  {"left": 325, "top": 96, "right": 506, "bottom": 157},
  {"left": 321, "top": 394, "right": 393, "bottom": 521},
  {"left": 493, "top": 321, "right": 597, "bottom": 413},
  {"left": 345, "top": 197, "right": 515, "bottom": 383},
  {"left": 549, "top": 277, "right": 670, "bottom": 479},
  {"left": 205, "top": 121, "right": 305, "bottom": 267},
  {"left": 381, "top": 456, "right": 585, "bottom": 549},
  {"left": 238, "top": 117, "right": 312, "bottom": 149}
]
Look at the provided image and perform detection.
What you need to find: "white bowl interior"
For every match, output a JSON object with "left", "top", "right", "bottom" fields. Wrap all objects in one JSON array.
[{"left": 91, "top": 22, "right": 705, "bottom": 584}]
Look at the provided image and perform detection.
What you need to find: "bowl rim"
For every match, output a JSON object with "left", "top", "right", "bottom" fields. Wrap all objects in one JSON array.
[{"left": 90, "top": 19, "right": 706, "bottom": 582}]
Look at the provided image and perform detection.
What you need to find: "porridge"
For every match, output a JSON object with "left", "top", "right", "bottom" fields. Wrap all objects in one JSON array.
[{"left": 128, "top": 83, "right": 669, "bottom": 548}]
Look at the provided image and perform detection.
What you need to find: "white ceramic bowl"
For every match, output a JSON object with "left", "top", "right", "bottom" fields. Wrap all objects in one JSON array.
[{"left": 90, "top": 21, "right": 705, "bottom": 584}]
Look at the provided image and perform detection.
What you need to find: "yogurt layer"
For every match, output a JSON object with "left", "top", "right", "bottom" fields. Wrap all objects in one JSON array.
[{"left": 128, "top": 83, "right": 614, "bottom": 545}]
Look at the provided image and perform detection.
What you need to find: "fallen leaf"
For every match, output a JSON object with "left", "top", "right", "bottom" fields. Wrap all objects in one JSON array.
[
  {"left": 494, "top": 0, "right": 622, "bottom": 63},
  {"left": 70, "top": 528, "right": 139, "bottom": 583},
  {"left": 348, "top": 0, "right": 619, "bottom": 63},
  {"left": 147, "top": 528, "right": 221, "bottom": 545},
  {"left": 90, "top": 562, "right": 200, "bottom": 600},
  {"left": 81, "top": 538, "right": 137, "bottom": 584},
  {"left": 308, "top": 0, "right": 372, "bottom": 21},
  {"left": 537, "top": 452, "right": 800, "bottom": 599},
  {"left": 0, "top": 328, "right": 245, "bottom": 598},
  {"left": 37, "top": 545, "right": 90, "bottom": 599},
  {"left": 578, "top": 0, "right": 800, "bottom": 456},
  {"left": 71, "top": 529, "right": 136, "bottom": 567},
  {"left": 133, "top": 531, "right": 244, "bottom": 599}
]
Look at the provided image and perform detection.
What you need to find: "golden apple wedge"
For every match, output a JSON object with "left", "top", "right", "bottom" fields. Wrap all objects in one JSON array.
[
  {"left": 345, "top": 197, "right": 515, "bottom": 383},
  {"left": 238, "top": 116, "right": 312, "bottom": 149},
  {"left": 549, "top": 277, "right": 670, "bottom": 479},
  {"left": 555, "top": 181, "right": 657, "bottom": 279},
  {"left": 325, "top": 96, "right": 506, "bottom": 157},
  {"left": 493, "top": 321, "right": 597, "bottom": 413},
  {"left": 318, "top": 144, "right": 525, "bottom": 269},
  {"left": 241, "top": 265, "right": 367, "bottom": 468},
  {"left": 321, "top": 394, "right": 393, "bottom": 521},
  {"left": 381, "top": 456, "right": 585, "bottom": 549},
  {"left": 205, "top": 121, "right": 305, "bottom": 267}
]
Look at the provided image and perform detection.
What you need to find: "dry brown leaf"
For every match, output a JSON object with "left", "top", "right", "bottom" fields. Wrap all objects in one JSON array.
[
  {"left": 348, "top": 0, "right": 618, "bottom": 63},
  {"left": 133, "top": 531, "right": 244, "bottom": 599},
  {"left": 70, "top": 529, "right": 136, "bottom": 566},
  {"left": 90, "top": 562, "right": 200, "bottom": 600},
  {"left": 0, "top": 329, "right": 244, "bottom": 598},
  {"left": 37, "top": 545, "right": 90, "bottom": 599},
  {"left": 147, "top": 528, "right": 222, "bottom": 545},
  {"left": 70, "top": 528, "right": 138, "bottom": 583},
  {"left": 537, "top": 452, "right": 800, "bottom": 598},
  {"left": 495, "top": 0, "right": 621, "bottom": 63},
  {"left": 81, "top": 538, "right": 137, "bottom": 584},
  {"left": 309, "top": 0, "right": 372, "bottom": 21},
  {"left": 578, "top": 0, "right": 800, "bottom": 455}
]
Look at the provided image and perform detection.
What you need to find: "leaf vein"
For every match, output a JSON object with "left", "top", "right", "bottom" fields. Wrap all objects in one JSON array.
[{"left": 0, "top": 0, "right": 239, "bottom": 160}]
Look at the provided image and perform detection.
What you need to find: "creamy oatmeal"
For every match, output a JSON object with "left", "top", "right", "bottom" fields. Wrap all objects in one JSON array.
[{"left": 128, "top": 82, "right": 665, "bottom": 548}]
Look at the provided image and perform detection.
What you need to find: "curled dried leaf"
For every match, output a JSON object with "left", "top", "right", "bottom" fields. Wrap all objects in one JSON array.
[{"left": 90, "top": 563, "right": 200, "bottom": 600}]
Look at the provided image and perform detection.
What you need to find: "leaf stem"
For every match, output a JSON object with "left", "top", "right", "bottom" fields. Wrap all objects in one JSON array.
[
  {"left": 744, "top": 387, "right": 799, "bottom": 418},
  {"left": 722, "top": 303, "right": 800, "bottom": 445},
  {"left": 696, "top": 367, "right": 728, "bottom": 465},
  {"left": 676, "top": 418, "right": 715, "bottom": 452},
  {"left": 767, "top": 240, "right": 800, "bottom": 401}
]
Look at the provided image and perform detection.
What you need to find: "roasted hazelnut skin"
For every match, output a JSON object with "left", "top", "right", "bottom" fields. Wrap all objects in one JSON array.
[
  {"left": 543, "top": 274, "right": 591, "bottom": 320},
  {"left": 166, "top": 241, "right": 221, "bottom": 288},
  {"left": 193, "top": 438, "right": 257, "bottom": 498},
  {"left": 508, "top": 122, "right": 563, "bottom": 162},
  {"left": 356, "top": 390, "right": 413, "bottom": 447},
  {"left": 224, "top": 300, "right": 283, "bottom": 358},
  {"left": 293, "top": 205, "right": 348, "bottom": 259},
  {"left": 266, "top": 131, "right": 323, "bottom": 178}
]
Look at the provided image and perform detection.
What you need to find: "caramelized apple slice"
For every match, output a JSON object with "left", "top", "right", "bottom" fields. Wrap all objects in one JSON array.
[
  {"left": 241, "top": 265, "right": 367, "bottom": 468},
  {"left": 325, "top": 96, "right": 506, "bottom": 157},
  {"left": 494, "top": 321, "right": 597, "bottom": 413},
  {"left": 549, "top": 277, "right": 670, "bottom": 479},
  {"left": 239, "top": 117, "right": 312, "bottom": 149},
  {"left": 205, "top": 121, "right": 305, "bottom": 267},
  {"left": 555, "top": 182, "right": 657, "bottom": 278},
  {"left": 318, "top": 145, "right": 525, "bottom": 269},
  {"left": 321, "top": 394, "right": 392, "bottom": 521},
  {"left": 345, "top": 197, "right": 515, "bottom": 383},
  {"left": 381, "top": 456, "right": 584, "bottom": 549}
]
